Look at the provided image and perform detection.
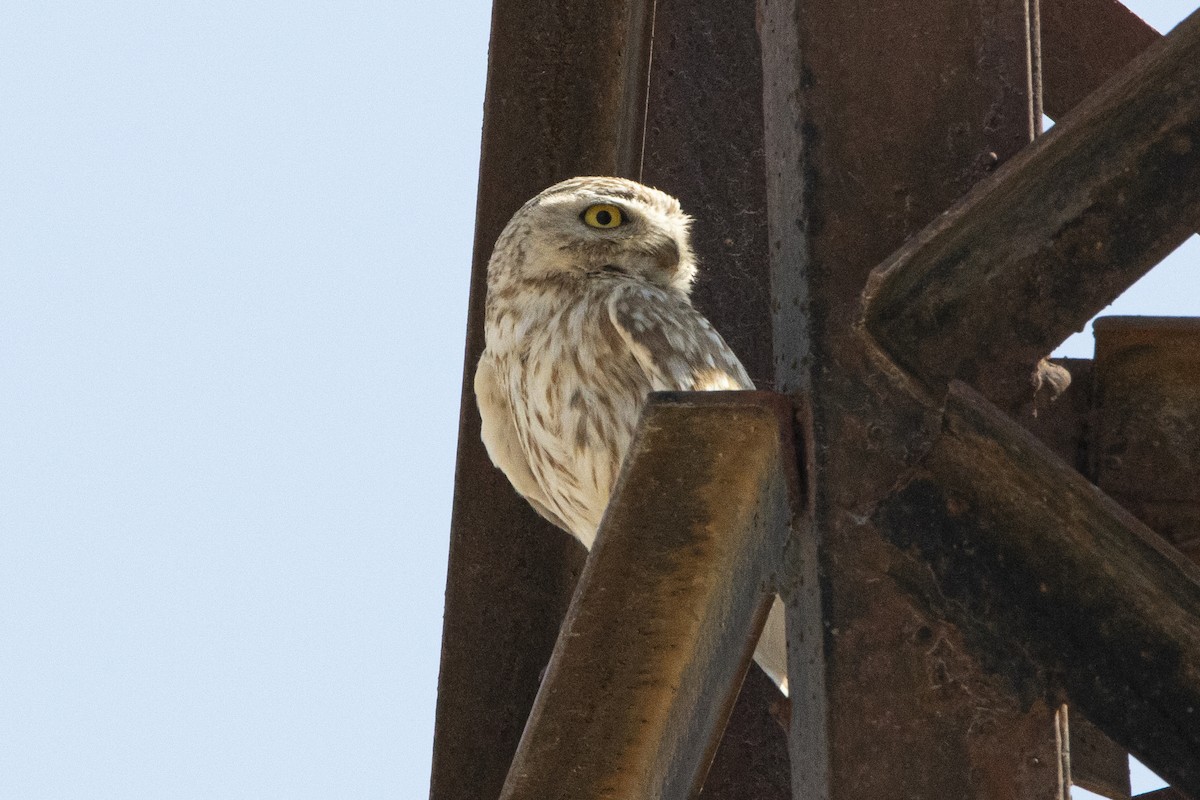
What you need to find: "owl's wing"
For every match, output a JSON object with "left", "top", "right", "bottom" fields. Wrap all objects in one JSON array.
[
  {"left": 474, "top": 350, "right": 572, "bottom": 532},
  {"left": 756, "top": 597, "right": 789, "bottom": 696},
  {"left": 608, "top": 285, "right": 754, "bottom": 391}
]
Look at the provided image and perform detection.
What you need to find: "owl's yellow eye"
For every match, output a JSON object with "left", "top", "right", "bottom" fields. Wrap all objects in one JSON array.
[{"left": 582, "top": 204, "right": 624, "bottom": 229}]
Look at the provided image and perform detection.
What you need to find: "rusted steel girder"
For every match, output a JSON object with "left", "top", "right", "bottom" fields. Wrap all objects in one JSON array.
[
  {"left": 1072, "top": 717, "right": 1134, "bottom": 800},
  {"left": 760, "top": 0, "right": 1066, "bottom": 797},
  {"left": 877, "top": 381, "right": 1200, "bottom": 799},
  {"left": 641, "top": 0, "right": 775, "bottom": 390},
  {"left": 1137, "top": 789, "right": 1190, "bottom": 800},
  {"left": 640, "top": 4, "right": 791, "bottom": 793},
  {"left": 1041, "top": 0, "right": 1161, "bottom": 119},
  {"left": 431, "top": 1, "right": 653, "bottom": 797},
  {"left": 862, "top": 7, "right": 1200, "bottom": 411},
  {"left": 499, "top": 393, "right": 800, "bottom": 800},
  {"left": 1094, "top": 317, "right": 1200, "bottom": 563},
  {"left": 1016, "top": 329, "right": 1200, "bottom": 800},
  {"left": 1023, "top": 359, "right": 1131, "bottom": 800},
  {"left": 1041, "top": 0, "right": 1200, "bottom": 274}
]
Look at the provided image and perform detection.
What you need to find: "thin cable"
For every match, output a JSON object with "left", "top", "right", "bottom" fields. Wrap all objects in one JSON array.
[
  {"left": 637, "top": 0, "right": 658, "bottom": 182},
  {"left": 1031, "top": 0, "right": 1044, "bottom": 136}
]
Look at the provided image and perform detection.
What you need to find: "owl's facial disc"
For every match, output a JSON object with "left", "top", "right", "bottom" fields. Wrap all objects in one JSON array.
[
  {"left": 562, "top": 198, "right": 691, "bottom": 289},
  {"left": 500, "top": 178, "right": 698, "bottom": 294}
]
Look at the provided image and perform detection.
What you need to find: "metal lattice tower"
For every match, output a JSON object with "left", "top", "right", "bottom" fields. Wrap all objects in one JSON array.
[{"left": 432, "top": 1, "right": 1200, "bottom": 798}]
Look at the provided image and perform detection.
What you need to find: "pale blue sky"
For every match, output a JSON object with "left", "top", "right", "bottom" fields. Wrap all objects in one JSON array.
[{"left": 0, "top": 1, "right": 1193, "bottom": 797}]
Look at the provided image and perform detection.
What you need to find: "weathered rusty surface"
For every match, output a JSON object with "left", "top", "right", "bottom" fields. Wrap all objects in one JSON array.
[
  {"left": 499, "top": 392, "right": 800, "bottom": 800},
  {"left": 1094, "top": 317, "right": 1200, "bottom": 563},
  {"left": 877, "top": 381, "right": 1200, "bottom": 798},
  {"left": 444, "top": 1, "right": 1200, "bottom": 798},
  {"left": 699, "top": 668, "right": 791, "bottom": 800},
  {"left": 1019, "top": 358, "right": 1132, "bottom": 800},
  {"left": 639, "top": 1, "right": 791, "bottom": 794},
  {"left": 862, "top": 7, "right": 1200, "bottom": 411},
  {"left": 1040, "top": 0, "right": 1160, "bottom": 119},
  {"left": 1020, "top": 347, "right": 1200, "bottom": 800},
  {"left": 641, "top": 0, "right": 774, "bottom": 390},
  {"left": 759, "top": 0, "right": 1064, "bottom": 796},
  {"left": 431, "top": 1, "right": 653, "bottom": 797},
  {"left": 1136, "top": 789, "right": 1190, "bottom": 800},
  {"left": 1079, "top": 316, "right": 1200, "bottom": 800},
  {"left": 1072, "top": 714, "right": 1133, "bottom": 800}
]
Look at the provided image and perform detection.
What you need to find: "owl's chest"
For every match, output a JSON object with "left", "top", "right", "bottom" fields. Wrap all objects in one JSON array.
[{"left": 494, "top": 293, "right": 649, "bottom": 455}]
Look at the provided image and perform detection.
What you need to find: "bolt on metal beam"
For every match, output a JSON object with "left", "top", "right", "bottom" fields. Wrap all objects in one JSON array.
[{"left": 499, "top": 392, "right": 800, "bottom": 800}]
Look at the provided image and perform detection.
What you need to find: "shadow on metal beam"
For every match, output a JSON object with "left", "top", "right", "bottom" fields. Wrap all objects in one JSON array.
[{"left": 876, "top": 381, "right": 1200, "bottom": 798}]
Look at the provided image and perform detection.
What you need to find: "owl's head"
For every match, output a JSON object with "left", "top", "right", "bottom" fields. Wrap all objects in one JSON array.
[{"left": 488, "top": 176, "right": 697, "bottom": 294}]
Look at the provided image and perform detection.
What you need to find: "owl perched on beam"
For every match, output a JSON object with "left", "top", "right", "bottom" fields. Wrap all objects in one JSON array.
[{"left": 474, "top": 176, "right": 787, "bottom": 694}]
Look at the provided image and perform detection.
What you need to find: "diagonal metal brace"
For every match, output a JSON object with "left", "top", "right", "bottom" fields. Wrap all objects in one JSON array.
[
  {"left": 499, "top": 391, "right": 801, "bottom": 800},
  {"left": 876, "top": 381, "right": 1200, "bottom": 799},
  {"left": 862, "top": 6, "right": 1200, "bottom": 409}
]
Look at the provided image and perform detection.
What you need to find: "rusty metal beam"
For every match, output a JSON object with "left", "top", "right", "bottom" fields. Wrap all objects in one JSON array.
[
  {"left": 638, "top": 1, "right": 791, "bottom": 793},
  {"left": 1012, "top": 331, "right": 1200, "bottom": 800},
  {"left": 876, "top": 380, "right": 1200, "bottom": 799},
  {"left": 1072, "top": 716, "right": 1134, "bottom": 800},
  {"left": 1137, "top": 789, "right": 1190, "bottom": 800},
  {"left": 760, "top": 0, "right": 1066, "bottom": 796},
  {"left": 1021, "top": 358, "right": 1132, "bottom": 800},
  {"left": 641, "top": 0, "right": 775, "bottom": 390},
  {"left": 431, "top": 1, "right": 653, "bottom": 797},
  {"left": 498, "top": 392, "right": 800, "bottom": 800},
  {"left": 1041, "top": 0, "right": 1161, "bottom": 119},
  {"left": 1094, "top": 317, "right": 1200, "bottom": 563},
  {"left": 862, "top": 7, "right": 1200, "bottom": 410}
]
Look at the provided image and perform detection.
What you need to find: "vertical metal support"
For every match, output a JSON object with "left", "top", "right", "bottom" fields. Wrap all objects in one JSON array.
[
  {"left": 759, "top": 0, "right": 1064, "bottom": 796},
  {"left": 430, "top": 2, "right": 653, "bottom": 797},
  {"left": 1094, "top": 318, "right": 1200, "bottom": 567},
  {"left": 1084, "top": 316, "right": 1200, "bottom": 800},
  {"left": 639, "top": 1, "right": 791, "bottom": 795},
  {"left": 1040, "top": 0, "right": 1161, "bottom": 119},
  {"left": 641, "top": 0, "right": 775, "bottom": 389}
]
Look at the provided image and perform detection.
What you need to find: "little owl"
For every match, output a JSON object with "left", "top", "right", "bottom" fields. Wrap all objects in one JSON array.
[{"left": 474, "top": 176, "right": 787, "bottom": 694}]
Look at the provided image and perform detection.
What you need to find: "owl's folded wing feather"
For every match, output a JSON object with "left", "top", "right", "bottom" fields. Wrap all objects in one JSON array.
[
  {"left": 608, "top": 286, "right": 754, "bottom": 392},
  {"left": 474, "top": 351, "right": 572, "bottom": 532}
]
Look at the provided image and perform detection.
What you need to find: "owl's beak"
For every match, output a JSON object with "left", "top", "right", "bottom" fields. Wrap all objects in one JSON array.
[{"left": 650, "top": 237, "right": 682, "bottom": 273}]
